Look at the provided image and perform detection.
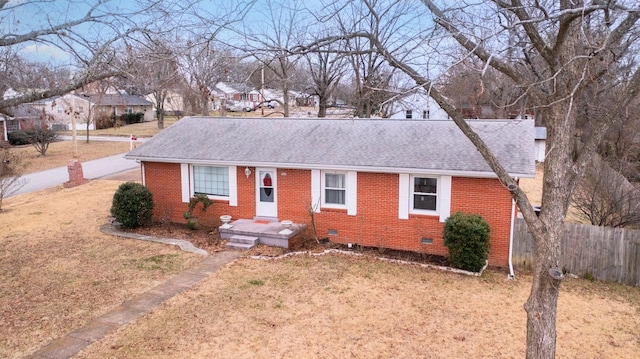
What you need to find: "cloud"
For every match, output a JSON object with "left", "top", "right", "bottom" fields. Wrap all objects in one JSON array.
[{"left": 19, "top": 43, "right": 70, "bottom": 64}]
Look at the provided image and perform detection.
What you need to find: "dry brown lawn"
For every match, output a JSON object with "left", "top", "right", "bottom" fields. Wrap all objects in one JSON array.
[
  {"left": 519, "top": 163, "right": 544, "bottom": 205},
  {"left": 0, "top": 180, "right": 202, "bottom": 358},
  {"left": 76, "top": 252, "right": 639, "bottom": 358}
]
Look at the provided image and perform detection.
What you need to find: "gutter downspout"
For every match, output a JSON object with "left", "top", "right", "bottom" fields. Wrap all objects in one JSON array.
[{"left": 508, "top": 196, "right": 517, "bottom": 280}]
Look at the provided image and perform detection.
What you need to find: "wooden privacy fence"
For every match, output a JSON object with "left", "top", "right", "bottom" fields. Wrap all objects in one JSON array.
[{"left": 512, "top": 218, "right": 640, "bottom": 286}]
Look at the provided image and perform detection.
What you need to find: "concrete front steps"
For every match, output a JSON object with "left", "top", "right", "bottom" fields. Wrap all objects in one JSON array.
[
  {"left": 226, "top": 234, "right": 259, "bottom": 250},
  {"left": 221, "top": 217, "right": 304, "bottom": 250}
]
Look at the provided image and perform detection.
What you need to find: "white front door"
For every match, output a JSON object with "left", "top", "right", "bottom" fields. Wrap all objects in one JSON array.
[{"left": 256, "top": 168, "right": 277, "bottom": 218}]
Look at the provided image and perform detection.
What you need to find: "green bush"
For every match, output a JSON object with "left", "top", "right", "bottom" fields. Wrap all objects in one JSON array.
[
  {"left": 110, "top": 182, "right": 154, "bottom": 228},
  {"left": 121, "top": 112, "right": 145, "bottom": 124},
  {"left": 8, "top": 131, "right": 29, "bottom": 145},
  {"left": 443, "top": 211, "right": 491, "bottom": 272}
]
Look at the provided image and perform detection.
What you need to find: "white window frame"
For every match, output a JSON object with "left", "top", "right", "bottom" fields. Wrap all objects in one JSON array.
[
  {"left": 316, "top": 170, "right": 357, "bottom": 215},
  {"left": 322, "top": 171, "right": 347, "bottom": 209},
  {"left": 411, "top": 175, "right": 438, "bottom": 214},
  {"left": 181, "top": 164, "right": 237, "bottom": 205},
  {"left": 399, "top": 174, "right": 451, "bottom": 222},
  {"left": 192, "top": 165, "right": 229, "bottom": 199}
]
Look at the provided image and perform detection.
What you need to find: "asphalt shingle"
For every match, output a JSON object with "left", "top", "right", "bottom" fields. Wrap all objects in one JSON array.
[{"left": 125, "top": 117, "right": 536, "bottom": 177}]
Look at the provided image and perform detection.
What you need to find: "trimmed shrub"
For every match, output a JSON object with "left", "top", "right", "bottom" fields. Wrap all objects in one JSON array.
[
  {"left": 121, "top": 112, "right": 144, "bottom": 124},
  {"left": 110, "top": 182, "right": 154, "bottom": 228},
  {"left": 8, "top": 131, "right": 29, "bottom": 146},
  {"left": 443, "top": 211, "right": 491, "bottom": 272}
]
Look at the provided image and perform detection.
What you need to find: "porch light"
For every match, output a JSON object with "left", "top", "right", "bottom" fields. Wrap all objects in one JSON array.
[{"left": 245, "top": 167, "right": 251, "bottom": 178}]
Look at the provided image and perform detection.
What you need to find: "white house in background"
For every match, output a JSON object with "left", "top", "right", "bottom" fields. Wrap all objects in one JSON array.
[
  {"left": 387, "top": 88, "right": 449, "bottom": 120},
  {"left": 209, "top": 82, "right": 261, "bottom": 110},
  {"left": 29, "top": 93, "right": 153, "bottom": 130},
  {"left": 145, "top": 90, "right": 185, "bottom": 116},
  {"left": 534, "top": 126, "right": 547, "bottom": 162}
]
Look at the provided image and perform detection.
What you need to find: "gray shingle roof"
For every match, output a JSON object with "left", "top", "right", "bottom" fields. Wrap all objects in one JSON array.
[
  {"left": 75, "top": 94, "right": 152, "bottom": 106},
  {"left": 125, "top": 117, "right": 536, "bottom": 177}
]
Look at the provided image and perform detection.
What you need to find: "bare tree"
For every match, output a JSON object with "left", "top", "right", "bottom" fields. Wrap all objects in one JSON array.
[
  {"left": 122, "top": 38, "right": 182, "bottom": 129},
  {"left": 327, "top": 0, "right": 424, "bottom": 118},
  {"left": 304, "top": 0, "right": 640, "bottom": 357},
  {"left": 180, "top": 41, "right": 241, "bottom": 116},
  {"left": 0, "top": 0, "right": 193, "bottom": 112},
  {"left": 304, "top": 40, "right": 347, "bottom": 117},
  {"left": 233, "top": 0, "right": 308, "bottom": 117},
  {"left": 441, "top": 59, "right": 531, "bottom": 119},
  {"left": 572, "top": 157, "right": 640, "bottom": 228}
]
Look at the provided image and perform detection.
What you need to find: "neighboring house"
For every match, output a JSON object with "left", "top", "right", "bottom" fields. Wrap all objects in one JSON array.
[
  {"left": 387, "top": 89, "right": 449, "bottom": 120},
  {"left": 30, "top": 93, "right": 153, "bottom": 130},
  {"left": 292, "top": 90, "right": 319, "bottom": 107},
  {"left": 0, "top": 104, "right": 44, "bottom": 141},
  {"left": 534, "top": 126, "right": 547, "bottom": 162},
  {"left": 145, "top": 90, "right": 185, "bottom": 116},
  {"left": 125, "top": 117, "right": 535, "bottom": 268},
  {"left": 210, "top": 82, "right": 261, "bottom": 110}
]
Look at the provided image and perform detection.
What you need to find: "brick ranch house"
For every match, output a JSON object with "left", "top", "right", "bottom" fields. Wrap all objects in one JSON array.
[{"left": 125, "top": 117, "right": 535, "bottom": 267}]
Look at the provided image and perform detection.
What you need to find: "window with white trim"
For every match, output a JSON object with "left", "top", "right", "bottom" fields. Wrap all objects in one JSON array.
[
  {"left": 323, "top": 172, "right": 346, "bottom": 206},
  {"left": 412, "top": 176, "right": 437, "bottom": 211},
  {"left": 193, "top": 165, "right": 229, "bottom": 197}
]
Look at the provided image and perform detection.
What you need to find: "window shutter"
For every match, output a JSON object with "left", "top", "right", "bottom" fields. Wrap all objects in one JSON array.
[
  {"left": 228, "top": 166, "right": 238, "bottom": 206},
  {"left": 347, "top": 171, "right": 357, "bottom": 216},
  {"left": 311, "top": 170, "right": 321, "bottom": 213},
  {"left": 439, "top": 175, "right": 452, "bottom": 222},
  {"left": 398, "top": 174, "right": 409, "bottom": 219},
  {"left": 180, "top": 164, "right": 190, "bottom": 203}
]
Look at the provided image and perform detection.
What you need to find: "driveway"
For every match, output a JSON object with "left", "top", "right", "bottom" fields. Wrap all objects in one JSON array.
[{"left": 8, "top": 153, "right": 141, "bottom": 197}]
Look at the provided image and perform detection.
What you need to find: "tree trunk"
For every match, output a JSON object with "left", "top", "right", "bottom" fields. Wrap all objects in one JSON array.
[
  {"left": 525, "top": 222, "right": 563, "bottom": 359},
  {"left": 283, "top": 85, "right": 290, "bottom": 118},
  {"left": 318, "top": 96, "right": 327, "bottom": 117},
  {"left": 524, "top": 102, "right": 576, "bottom": 358}
]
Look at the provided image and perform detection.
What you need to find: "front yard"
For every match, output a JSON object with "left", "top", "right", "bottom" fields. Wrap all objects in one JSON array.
[
  {"left": 79, "top": 250, "right": 639, "bottom": 358},
  {"left": 0, "top": 181, "right": 202, "bottom": 358}
]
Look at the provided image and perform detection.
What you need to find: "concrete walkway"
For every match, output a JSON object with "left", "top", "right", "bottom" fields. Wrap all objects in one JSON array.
[{"left": 28, "top": 227, "right": 242, "bottom": 359}]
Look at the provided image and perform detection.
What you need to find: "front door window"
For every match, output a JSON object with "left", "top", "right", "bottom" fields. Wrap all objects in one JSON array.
[{"left": 260, "top": 172, "right": 274, "bottom": 202}]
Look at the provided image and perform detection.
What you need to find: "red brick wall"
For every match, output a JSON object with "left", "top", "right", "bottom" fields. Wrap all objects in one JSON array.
[{"left": 143, "top": 163, "right": 513, "bottom": 267}]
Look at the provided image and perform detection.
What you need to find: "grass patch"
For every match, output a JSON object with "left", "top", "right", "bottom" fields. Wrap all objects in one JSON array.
[{"left": 130, "top": 254, "right": 182, "bottom": 272}]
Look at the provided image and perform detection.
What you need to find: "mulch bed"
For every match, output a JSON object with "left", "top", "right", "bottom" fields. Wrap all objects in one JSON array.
[{"left": 124, "top": 221, "right": 451, "bottom": 267}]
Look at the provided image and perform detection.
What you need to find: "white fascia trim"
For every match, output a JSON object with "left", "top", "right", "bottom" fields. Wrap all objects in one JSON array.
[{"left": 125, "top": 157, "right": 535, "bottom": 179}]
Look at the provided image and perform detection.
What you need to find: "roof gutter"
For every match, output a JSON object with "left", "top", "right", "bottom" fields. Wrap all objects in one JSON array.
[{"left": 122, "top": 156, "right": 536, "bottom": 179}]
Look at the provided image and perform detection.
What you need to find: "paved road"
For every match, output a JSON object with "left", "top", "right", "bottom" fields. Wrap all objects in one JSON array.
[
  {"left": 8, "top": 153, "right": 141, "bottom": 197},
  {"left": 7, "top": 136, "right": 148, "bottom": 197},
  {"left": 58, "top": 135, "right": 149, "bottom": 143}
]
